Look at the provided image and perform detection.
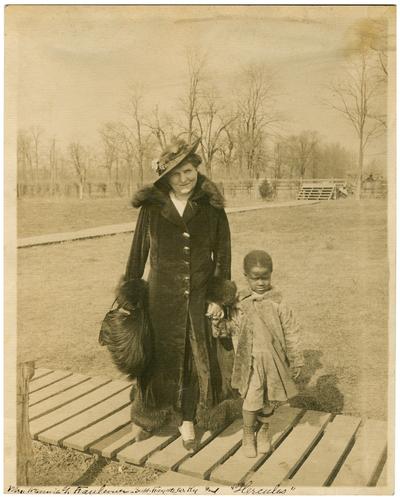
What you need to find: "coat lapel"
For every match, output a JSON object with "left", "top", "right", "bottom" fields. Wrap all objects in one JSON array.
[
  {"left": 182, "top": 199, "right": 200, "bottom": 225},
  {"left": 160, "top": 197, "right": 187, "bottom": 229}
]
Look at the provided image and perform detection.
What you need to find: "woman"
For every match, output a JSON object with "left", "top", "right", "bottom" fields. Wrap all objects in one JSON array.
[{"left": 124, "top": 137, "right": 240, "bottom": 450}]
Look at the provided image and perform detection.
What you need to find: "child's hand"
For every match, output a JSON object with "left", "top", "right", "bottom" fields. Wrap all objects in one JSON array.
[
  {"left": 206, "top": 302, "right": 224, "bottom": 320},
  {"left": 211, "top": 319, "right": 230, "bottom": 338},
  {"left": 291, "top": 367, "right": 302, "bottom": 380}
]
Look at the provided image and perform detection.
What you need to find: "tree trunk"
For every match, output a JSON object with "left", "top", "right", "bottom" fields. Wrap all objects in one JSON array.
[
  {"left": 355, "top": 135, "right": 364, "bottom": 200},
  {"left": 138, "top": 157, "right": 144, "bottom": 188},
  {"left": 17, "top": 361, "right": 35, "bottom": 485},
  {"left": 78, "top": 181, "right": 84, "bottom": 200}
]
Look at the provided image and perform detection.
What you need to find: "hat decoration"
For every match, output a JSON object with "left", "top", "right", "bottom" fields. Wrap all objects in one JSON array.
[{"left": 151, "top": 137, "right": 201, "bottom": 180}]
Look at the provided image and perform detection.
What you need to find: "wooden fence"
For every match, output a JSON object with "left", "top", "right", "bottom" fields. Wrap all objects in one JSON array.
[{"left": 17, "top": 178, "right": 387, "bottom": 201}]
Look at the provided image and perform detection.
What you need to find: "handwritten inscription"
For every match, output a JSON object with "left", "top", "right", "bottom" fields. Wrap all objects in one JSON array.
[{"left": 7, "top": 484, "right": 296, "bottom": 495}]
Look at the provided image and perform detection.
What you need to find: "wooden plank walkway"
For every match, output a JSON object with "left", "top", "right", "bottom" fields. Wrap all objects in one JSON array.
[
  {"left": 28, "top": 369, "right": 388, "bottom": 488},
  {"left": 18, "top": 201, "right": 319, "bottom": 248}
]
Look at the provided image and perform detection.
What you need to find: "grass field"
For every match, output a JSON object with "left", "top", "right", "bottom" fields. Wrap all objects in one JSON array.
[
  {"left": 17, "top": 196, "right": 264, "bottom": 237},
  {"left": 17, "top": 198, "right": 137, "bottom": 237},
  {"left": 17, "top": 199, "right": 389, "bottom": 484}
]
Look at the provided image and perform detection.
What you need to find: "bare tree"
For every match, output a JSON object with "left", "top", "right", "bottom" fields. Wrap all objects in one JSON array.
[
  {"left": 108, "top": 123, "right": 135, "bottom": 195},
  {"left": 272, "top": 141, "right": 283, "bottom": 180},
  {"left": 218, "top": 125, "right": 236, "bottom": 179},
  {"left": 30, "top": 126, "right": 43, "bottom": 183},
  {"left": 195, "top": 87, "right": 237, "bottom": 178},
  {"left": 99, "top": 123, "right": 120, "bottom": 192},
  {"left": 179, "top": 49, "right": 206, "bottom": 142},
  {"left": 48, "top": 137, "right": 58, "bottom": 195},
  {"left": 281, "top": 131, "right": 320, "bottom": 180},
  {"left": 346, "top": 18, "right": 390, "bottom": 80},
  {"left": 236, "top": 65, "right": 279, "bottom": 178},
  {"left": 144, "top": 105, "right": 176, "bottom": 150},
  {"left": 17, "top": 130, "right": 33, "bottom": 183},
  {"left": 329, "top": 51, "right": 385, "bottom": 199},
  {"left": 69, "top": 142, "right": 87, "bottom": 200},
  {"left": 317, "top": 142, "right": 354, "bottom": 179},
  {"left": 123, "top": 87, "right": 152, "bottom": 189}
]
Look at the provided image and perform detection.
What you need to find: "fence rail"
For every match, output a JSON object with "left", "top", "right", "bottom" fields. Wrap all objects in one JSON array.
[{"left": 17, "top": 178, "right": 387, "bottom": 200}]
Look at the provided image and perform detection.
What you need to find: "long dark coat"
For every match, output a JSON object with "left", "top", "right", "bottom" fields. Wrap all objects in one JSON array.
[{"left": 125, "top": 174, "right": 240, "bottom": 432}]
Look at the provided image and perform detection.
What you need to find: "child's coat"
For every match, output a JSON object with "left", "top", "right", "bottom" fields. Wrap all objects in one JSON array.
[{"left": 228, "top": 287, "right": 304, "bottom": 400}]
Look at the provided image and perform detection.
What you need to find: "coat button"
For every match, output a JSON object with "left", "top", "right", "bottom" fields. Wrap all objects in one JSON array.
[
  {"left": 183, "top": 246, "right": 190, "bottom": 254},
  {"left": 184, "top": 276, "right": 190, "bottom": 281},
  {"left": 183, "top": 232, "right": 190, "bottom": 238},
  {"left": 184, "top": 290, "right": 190, "bottom": 297}
]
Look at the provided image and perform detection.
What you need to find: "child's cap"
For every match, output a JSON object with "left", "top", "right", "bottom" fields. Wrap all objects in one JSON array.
[{"left": 244, "top": 250, "right": 273, "bottom": 273}]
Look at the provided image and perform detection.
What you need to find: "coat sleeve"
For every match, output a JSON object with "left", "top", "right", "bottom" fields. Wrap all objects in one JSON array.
[
  {"left": 213, "top": 208, "right": 231, "bottom": 280},
  {"left": 206, "top": 208, "right": 232, "bottom": 310},
  {"left": 125, "top": 206, "right": 150, "bottom": 280},
  {"left": 278, "top": 301, "right": 304, "bottom": 368}
]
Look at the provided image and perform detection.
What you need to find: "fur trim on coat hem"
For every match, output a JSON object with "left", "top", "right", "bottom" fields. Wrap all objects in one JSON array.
[
  {"left": 130, "top": 387, "right": 243, "bottom": 433},
  {"left": 130, "top": 392, "right": 183, "bottom": 432}
]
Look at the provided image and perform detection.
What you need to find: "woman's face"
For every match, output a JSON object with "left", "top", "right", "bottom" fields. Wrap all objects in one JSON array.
[{"left": 167, "top": 162, "right": 198, "bottom": 195}]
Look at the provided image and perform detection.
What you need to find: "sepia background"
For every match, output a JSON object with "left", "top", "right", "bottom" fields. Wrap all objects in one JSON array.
[{"left": 6, "top": 4, "right": 395, "bottom": 490}]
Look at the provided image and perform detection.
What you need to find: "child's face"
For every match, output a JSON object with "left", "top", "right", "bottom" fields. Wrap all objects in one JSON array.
[{"left": 245, "top": 265, "right": 272, "bottom": 294}]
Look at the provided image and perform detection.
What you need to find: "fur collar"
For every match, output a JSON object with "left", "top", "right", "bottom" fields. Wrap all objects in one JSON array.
[{"left": 131, "top": 173, "right": 225, "bottom": 209}]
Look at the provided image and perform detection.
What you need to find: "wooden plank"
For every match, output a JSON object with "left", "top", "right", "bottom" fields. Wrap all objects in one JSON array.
[
  {"left": 29, "top": 370, "right": 73, "bottom": 393},
  {"left": 38, "top": 388, "right": 131, "bottom": 445},
  {"left": 210, "top": 406, "right": 302, "bottom": 485},
  {"left": 332, "top": 419, "right": 387, "bottom": 487},
  {"left": 30, "top": 379, "right": 127, "bottom": 437},
  {"left": 29, "top": 373, "right": 90, "bottom": 406},
  {"left": 117, "top": 426, "right": 179, "bottom": 466},
  {"left": 156, "top": 470, "right": 214, "bottom": 487},
  {"left": 90, "top": 424, "right": 142, "bottom": 458},
  {"left": 31, "top": 368, "right": 53, "bottom": 381},
  {"left": 146, "top": 427, "right": 215, "bottom": 471},
  {"left": 62, "top": 405, "right": 132, "bottom": 451},
  {"left": 249, "top": 410, "right": 331, "bottom": 487},
  {"left": 178, "top": 419, "right": 243, "bottom": 480},
  {"left": 289, "top": 415, "right": 362, "bottom": 487},
  {"left": 29, "top": 376, "right": 111, "bottom": 421}
]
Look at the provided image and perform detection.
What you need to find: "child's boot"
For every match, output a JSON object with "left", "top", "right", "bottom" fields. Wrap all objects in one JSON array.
[
  {"left": 242, "top": 410, "right": 257, "bottom": 458},
  {"left": 242, "top": 425, "right": 257, "bottom": 458},
  {"left": 257, "top": 403, "right": 275, "bottom": 423},
  {"left": 257, "top": 423, "right": 271, "bottom": 454}
]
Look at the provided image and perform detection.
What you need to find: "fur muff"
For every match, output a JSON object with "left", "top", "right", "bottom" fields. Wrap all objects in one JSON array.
[
  {"left": 99, "top": 278, "right": 153, "bottom": 379},
  {"left": 207, "top": 277, "right": 237, "bottom": 307}
]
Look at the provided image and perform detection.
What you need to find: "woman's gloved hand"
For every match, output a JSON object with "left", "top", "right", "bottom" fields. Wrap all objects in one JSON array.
[{"left": 206, "top": 302, "right": 225, "bottom": 320}]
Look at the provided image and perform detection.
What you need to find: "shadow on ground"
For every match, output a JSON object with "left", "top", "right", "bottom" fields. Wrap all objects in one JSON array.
[
  {"left": 73, "top": 456, "right": 109, "bottom": 486},
  {"left": 291, "top": 349, "right": 344, "bottom": 414}
]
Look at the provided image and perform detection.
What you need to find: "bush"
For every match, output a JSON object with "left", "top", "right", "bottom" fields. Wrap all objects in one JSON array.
[{"left": 258, "top": 179, "right": 275, "bottom": 200}]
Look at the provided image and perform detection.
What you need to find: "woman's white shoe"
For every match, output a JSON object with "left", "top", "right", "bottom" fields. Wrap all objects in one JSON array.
[{"left": 178, "top": 421, "right": 196, "bottom": 452}]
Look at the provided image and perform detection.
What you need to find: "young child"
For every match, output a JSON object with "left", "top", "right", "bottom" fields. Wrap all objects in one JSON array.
[{"left": 215, "top": 250, "right": 304, "bottom": 458}]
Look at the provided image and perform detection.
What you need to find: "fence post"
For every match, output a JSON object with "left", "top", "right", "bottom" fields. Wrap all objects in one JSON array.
[{"left": 17, "top": 361, "right": 35, "bottom": 485}]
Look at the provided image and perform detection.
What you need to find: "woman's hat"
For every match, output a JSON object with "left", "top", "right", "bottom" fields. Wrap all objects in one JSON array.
[{"left": 152, "top": 137, "right": 201, "bottom": 183}]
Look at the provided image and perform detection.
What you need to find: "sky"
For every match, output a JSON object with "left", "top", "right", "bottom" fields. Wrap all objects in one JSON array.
[{"left": 6, "top": 5, "right": 394, "bottom": 163}]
